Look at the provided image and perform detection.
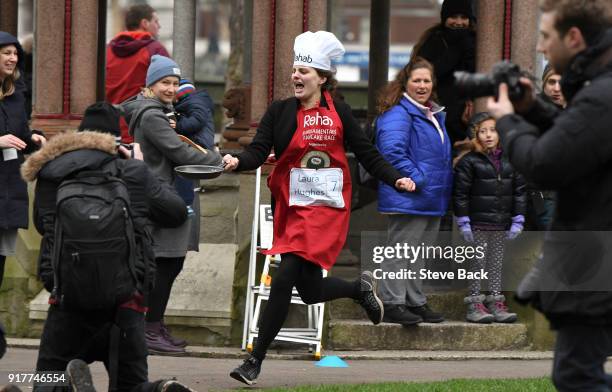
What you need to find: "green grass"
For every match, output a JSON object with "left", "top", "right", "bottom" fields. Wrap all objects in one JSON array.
[{"left": 262, "top": 377, "right": 555, "bottom": 392}]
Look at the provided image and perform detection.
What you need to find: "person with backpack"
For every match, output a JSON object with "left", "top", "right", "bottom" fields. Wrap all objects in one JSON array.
[
  {"left": 21, "top": 102, "right": 192, "bottom": 392},
  {"left": 122, "top": 55, "right": 223, "bottom": 354},
  {"left": 375, "top": 57, "right": 452, "bottom": 326}
]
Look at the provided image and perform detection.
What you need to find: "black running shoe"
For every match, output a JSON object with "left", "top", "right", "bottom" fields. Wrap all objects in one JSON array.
[
  {"left": 355, "top": 271, "right": 384, "bottom": 325},
  {"left": 229, "top": 355, "right": 262, "bottom": 385},
  {"left": 66, "top": 359, "right": 95, "bottom": 392}
]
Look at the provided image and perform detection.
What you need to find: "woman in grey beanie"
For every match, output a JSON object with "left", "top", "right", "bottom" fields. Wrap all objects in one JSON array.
[{"left": 122, "top": 55, "right": 222, "bottom": 354}]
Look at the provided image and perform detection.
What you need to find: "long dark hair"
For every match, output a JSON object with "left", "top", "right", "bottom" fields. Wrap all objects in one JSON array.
[
  {"left": 315, "top": 68, "right": 339, "bottom": 99},
  {"left": 377, "top": 57, "right": 437, "bottom": 114}
]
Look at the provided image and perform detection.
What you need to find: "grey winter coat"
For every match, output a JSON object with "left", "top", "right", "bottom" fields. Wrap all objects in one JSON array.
[{"left": 123, "top": 96, "right": 222, "bottom": 258}]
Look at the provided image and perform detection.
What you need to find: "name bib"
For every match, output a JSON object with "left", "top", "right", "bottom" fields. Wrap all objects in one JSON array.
[
  {"left": 2, "top": 148, "right": 18, "bottom": 161},
  {"left": 289, "top": 168, "right": 344, "bottom": 208}
]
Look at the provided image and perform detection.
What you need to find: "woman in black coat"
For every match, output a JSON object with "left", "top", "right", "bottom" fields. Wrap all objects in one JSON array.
[
  {"left": 411, "top": 0, "right": 476, "bottom": 145},
  {"left": 0, "top": 31, "right": 45, "bottom": 287},
  {"left": 453, "top": 112, "right": 525, "bottom": 324}
]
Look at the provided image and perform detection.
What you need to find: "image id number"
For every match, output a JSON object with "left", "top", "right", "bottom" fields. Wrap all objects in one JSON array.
[{"left": 7, "top": 371, "right": 69, "bottom": 386}]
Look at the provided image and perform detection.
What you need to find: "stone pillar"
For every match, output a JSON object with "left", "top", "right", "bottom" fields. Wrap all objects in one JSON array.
[
  {"left": 234, "top": 0, "right": 271, "bottom": 150},
  {"left": 306, "top": 0, "right": 328, "bottom": 31},
  {"left": 476, "top": 0, "right": 505, "bottom": 73},
  {"left": 70, "top": 0, "right": 98, "bottom": 114},
  {"left": 237, "top": 0, "right": 329, "bottom": 149},
  {"left": 31, "top": 0, "right": 101, "bottom": 135},
  {"left": 0, "top": 0, "right": 18, "bottom": 36},
  {"left": 368, "top": 0, "right": 390, "bottom": 124},
  {"left": 273, "top": 0, "right": 303, "bottom": 101},
  {"left": 511, "top": 0, "right": 539, "bottom": 75},
  {"left": 474, "top": 0, "right": 505, "bottom": 111},
  {"left": 172, "top": 0, "right": 196, "bottom": 81}
]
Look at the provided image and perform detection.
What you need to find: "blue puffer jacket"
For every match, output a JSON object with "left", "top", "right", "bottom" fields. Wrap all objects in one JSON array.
[{"left": 376, "top": 96, "right": 452, "bottom": 216}]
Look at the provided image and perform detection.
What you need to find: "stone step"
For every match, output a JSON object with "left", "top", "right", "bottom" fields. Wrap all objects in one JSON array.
[
  {"left": 330, "top": 291, "right": 468, "bottom": 322},
  {"left": 327, "top": 320, "right": 529, "bottom": 351}
]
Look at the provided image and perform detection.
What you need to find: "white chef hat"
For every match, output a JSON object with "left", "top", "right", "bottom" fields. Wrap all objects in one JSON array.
[{"left": 293, "top": 31, "right": 345, "bottom": 71}]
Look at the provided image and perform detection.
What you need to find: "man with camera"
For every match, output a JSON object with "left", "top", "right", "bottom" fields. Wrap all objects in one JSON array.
[
  {"left": 485, "top": 1, "right": 612, "bottom": 390},
  {"left": 21, "top": 102, "right": 192, "bottom": 392}
]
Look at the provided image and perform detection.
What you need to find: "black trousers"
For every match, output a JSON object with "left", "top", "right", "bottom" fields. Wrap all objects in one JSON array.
[
  {"left": 145, "top": 257, "right": 184, "bottom": 322},
  {"left": 35, "top": 306, "right": 157, "bottom": 392},
  {"left": 252, "top": 253, "right": 360, "bottom": 360},
  {"left": 552, "top": 324, "right": 612, "bottom": 392},
  {"left": 0, "top": 255, "right": 5, "bottom": 289}
]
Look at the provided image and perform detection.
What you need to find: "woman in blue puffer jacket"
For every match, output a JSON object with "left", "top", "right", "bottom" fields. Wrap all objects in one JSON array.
[{"left": 375, "top": 57, "right": 452, "bottom": 325}]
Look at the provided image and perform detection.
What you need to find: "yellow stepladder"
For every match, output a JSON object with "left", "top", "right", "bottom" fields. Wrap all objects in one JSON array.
[{"left": 241, "top": 165, "right": 326, "bottom": 359}]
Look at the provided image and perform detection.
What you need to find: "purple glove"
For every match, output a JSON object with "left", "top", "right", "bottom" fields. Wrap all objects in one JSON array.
[
  {"left": 456, "top": 216, "right": 474, "bottom": 243},
  {"left": 506, "top": 215, "right": 525, "bottom": 240}
]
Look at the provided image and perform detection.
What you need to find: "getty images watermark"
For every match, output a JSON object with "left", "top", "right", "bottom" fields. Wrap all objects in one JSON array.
[
  {"left": 360, "top": 230, "right": 612, "bottom": 292},
  {"left": 371, "top": 242, "right": 489, "bottom": 280}
]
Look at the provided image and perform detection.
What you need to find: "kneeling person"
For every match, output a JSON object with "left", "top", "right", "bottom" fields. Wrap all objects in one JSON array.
[{"left": 22, "top": 102, "right": 192, "bottom": 392}]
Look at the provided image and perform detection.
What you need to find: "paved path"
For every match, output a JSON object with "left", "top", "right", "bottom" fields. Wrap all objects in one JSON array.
[{"left": 0, "top": 347, "right": 567, "bottom": 391}]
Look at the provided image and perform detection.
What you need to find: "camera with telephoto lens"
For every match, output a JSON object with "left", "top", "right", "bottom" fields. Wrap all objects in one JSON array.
[{"left": 454, "top": 61, "right": 525, "bottom": 100}]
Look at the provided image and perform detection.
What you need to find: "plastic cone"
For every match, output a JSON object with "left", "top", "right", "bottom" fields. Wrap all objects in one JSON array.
[{"left": 315, "top": 355, "right": 349, "bottom": 368}]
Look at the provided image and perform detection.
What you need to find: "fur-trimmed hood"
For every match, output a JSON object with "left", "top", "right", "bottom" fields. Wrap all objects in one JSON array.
[{"left": 21, "top": 131, "right": 118, "bottom": 182}]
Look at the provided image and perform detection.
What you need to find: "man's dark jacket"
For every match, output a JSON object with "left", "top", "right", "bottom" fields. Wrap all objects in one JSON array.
[
  {"left": 20, "top": 131, "right": 187, "bottom": 292},
  {"left": 497, "top": 28, "right": 612, "bottom": 327}
]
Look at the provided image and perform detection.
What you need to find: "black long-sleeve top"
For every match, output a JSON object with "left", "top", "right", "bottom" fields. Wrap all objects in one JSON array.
[{"left": 236, "top": 94, "right": 403, "bottom": 187}]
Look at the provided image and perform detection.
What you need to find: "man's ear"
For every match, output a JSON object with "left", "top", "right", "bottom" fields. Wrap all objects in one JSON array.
[
  {"left": 139, "top": 18, "right": 150, "bottom": 31},
  {"left": 564, "top": 26, "right": 588, "bottom": 52}
]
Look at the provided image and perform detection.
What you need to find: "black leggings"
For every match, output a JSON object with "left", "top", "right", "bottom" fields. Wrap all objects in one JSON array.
[
  {"left": 0, "top": 255, "right": 5, "bottom": 289},
  {"left": 145, "top": 257, "right": 185, "bottom": 322},
  {"left": 252, "top": 253, "right": 360, "bottom": 360}
]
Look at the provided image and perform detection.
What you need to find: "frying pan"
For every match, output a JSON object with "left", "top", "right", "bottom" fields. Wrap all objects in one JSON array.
[
  {"left": 174, "top": 164, "right": 225, "bottom": 180},
  {"left": 174, "top": 134, "right": 225, "bottom": 179}
]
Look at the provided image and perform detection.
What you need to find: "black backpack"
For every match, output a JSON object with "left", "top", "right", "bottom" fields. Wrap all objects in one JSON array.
[{"left": 50, "top": 166, "right": 139, "bottom": 311}]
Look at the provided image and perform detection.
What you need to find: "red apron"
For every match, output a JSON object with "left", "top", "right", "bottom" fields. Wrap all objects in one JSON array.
[{"left": 262, "top": 91, "right": 351, "bottom": 270}]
